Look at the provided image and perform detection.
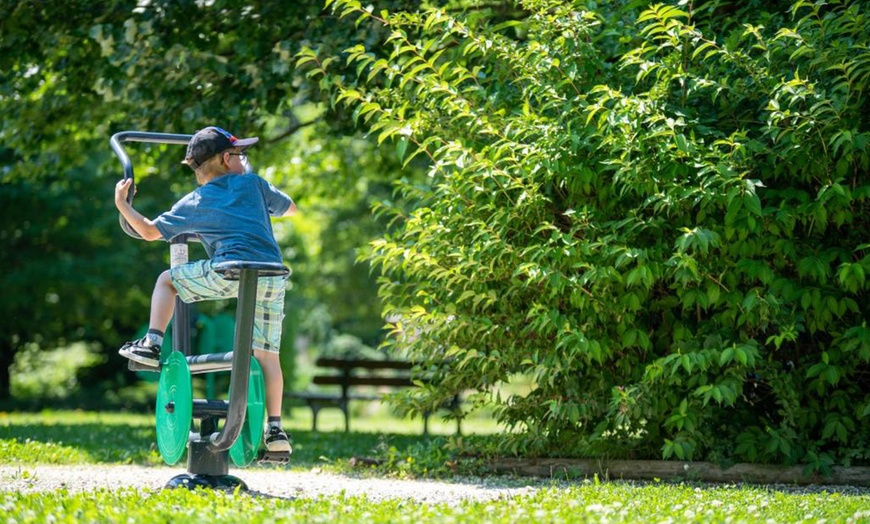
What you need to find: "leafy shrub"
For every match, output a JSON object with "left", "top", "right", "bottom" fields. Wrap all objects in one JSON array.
[
  {"left": 321, "top": 333, "right": 383, "bottom": 360},
  {"left": 301, "top": 0, "right": 870, "bottom": 469},
  {"left": 11, "top": 342, "right": 105, "bottom": 401}
]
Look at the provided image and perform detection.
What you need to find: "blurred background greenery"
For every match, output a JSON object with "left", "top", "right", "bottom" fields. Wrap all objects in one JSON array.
[{"left": 0, "top": 1, "right": 420, "bottom": 410}]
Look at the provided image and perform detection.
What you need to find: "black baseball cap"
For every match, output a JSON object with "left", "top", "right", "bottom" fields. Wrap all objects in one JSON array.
[{"left": 181, "top": 126, "right": 258, "bottom": 169}]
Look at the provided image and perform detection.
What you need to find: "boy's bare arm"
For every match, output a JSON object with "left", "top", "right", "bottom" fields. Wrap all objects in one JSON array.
[{"left": 114, "top": 179, "right": 163, "bottom": 241}]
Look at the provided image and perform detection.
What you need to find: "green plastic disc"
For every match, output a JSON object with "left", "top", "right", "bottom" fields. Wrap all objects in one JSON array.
[
  {"left": 156, "top": 351, "right": 192, "bottom": 465},
  {"left": 229, "top": 357, "right": 266, "bottom": 467}
]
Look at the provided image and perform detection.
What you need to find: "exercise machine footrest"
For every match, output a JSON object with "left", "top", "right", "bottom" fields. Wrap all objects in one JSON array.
[
  {"left": 128, "top": 360, "right": 159, "bottom": 373},
  {"left": 258, "top": 450, "right": 291, "bottom": 464}
]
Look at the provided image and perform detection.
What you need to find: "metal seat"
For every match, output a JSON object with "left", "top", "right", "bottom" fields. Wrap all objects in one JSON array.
[{"left": 213, "top": 261, "right": 289, "bottom": 280}]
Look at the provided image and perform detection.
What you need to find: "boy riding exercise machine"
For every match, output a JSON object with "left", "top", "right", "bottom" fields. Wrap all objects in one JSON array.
[{"left": 111, "top": 129, "right": 294, "bottom": 489}]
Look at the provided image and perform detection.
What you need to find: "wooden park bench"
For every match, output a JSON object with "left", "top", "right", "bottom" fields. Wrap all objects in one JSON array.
[{"left": 285, "top": 357, "right": 461, "bottom": 435}]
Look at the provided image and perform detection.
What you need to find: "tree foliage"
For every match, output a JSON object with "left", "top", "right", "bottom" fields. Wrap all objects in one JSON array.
[
  {"left": 0, "top": 0, "right": 411, "bottom": 400},
  {"left": 304, "top": 0, "right": 870, "bottom": 468}
]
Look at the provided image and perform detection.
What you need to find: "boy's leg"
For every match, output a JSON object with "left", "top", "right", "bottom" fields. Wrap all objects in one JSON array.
[
  {"left": 253, "top": 276, "right": 290, "bottom": 452},
  {"left": 254, "top": 350, "right": 284, "bottom": 417},
  {"left": 149, "top": 270, "right": 177, "bottom": 333},
  {"left": 120, "top": 270, "right": 177, "bottom": 366},
  {"left": 256, "top": 350, "right": 290, "bottom": 452},
  {"left": 121, "top": 261, "right": 228, "bottom": 367}
]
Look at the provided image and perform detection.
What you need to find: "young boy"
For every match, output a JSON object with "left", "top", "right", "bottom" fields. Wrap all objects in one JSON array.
[{"left": 113, "top": 126, "right": 296, "bottom": 452}]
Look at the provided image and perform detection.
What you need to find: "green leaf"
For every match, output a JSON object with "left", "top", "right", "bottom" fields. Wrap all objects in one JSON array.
[
  {"left": 396, "top": 136, "right": 409, "bottom": 162},
  {"left": 743, "top": 193, "right": 762, "bottom": 216}
]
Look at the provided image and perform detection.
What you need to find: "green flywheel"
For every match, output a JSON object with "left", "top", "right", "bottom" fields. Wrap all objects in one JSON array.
[
  {"left": 155, "top": 351, "right": 192, "bottom": 465},
  {"left": 229, "top": 357, "right": 266, "bottom": 467}
]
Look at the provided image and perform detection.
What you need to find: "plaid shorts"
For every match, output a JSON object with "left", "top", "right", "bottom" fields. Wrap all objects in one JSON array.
[{"left": 170, "top": 260, "right": 287, "bottom": 354}]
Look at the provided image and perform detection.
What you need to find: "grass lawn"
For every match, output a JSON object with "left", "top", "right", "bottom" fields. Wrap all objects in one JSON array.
[
  {"left": 0, "top": 407, "right": 498, "bottom": 470},
  {"left": 1, "top": 409, "right": 869, "bottom": 523}
]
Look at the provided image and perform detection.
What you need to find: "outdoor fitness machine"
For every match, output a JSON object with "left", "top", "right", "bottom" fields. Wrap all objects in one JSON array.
[{"left": 110, "top": 131, "right": 290, "bottom": 490}]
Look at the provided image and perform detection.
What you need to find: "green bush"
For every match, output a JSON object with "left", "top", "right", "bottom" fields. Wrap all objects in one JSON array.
[
  {"left": 11, "top": 342, "right": 105, "bottom": 401},
  {"left": 301, "top": 0, "right": 870, "bottom": 469},
  {"left": 321, "top": 333, "right": 383, "bottom": 359}
]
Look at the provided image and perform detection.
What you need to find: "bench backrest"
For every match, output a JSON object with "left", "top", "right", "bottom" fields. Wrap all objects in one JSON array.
[{"left": 311, "top": 358, "right": 419, "bottom": 393}]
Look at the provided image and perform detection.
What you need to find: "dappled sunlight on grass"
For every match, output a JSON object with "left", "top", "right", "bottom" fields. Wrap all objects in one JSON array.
[
  {"left": 0, "top": 439, "right": 93, "bottom": 465},
  {"left": 282, "top": 404, "right": 505, "bottom": 436},
  {"left": 0, "top": 410, "right": 161, "bottom": 465},
  {"left": 0, "top": 409, "right": 500, "bottom": 472},
  {"left": 2, "top": 479, "right": 869, "bottom": 523}
]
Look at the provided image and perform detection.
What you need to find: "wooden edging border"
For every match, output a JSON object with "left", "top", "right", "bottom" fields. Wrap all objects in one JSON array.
[{"left": 487, "top": 458, "right": 870, "bottom": 487}]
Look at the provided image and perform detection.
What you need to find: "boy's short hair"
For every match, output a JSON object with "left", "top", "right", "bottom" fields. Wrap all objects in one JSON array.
[
  {"left": 195, "top": 153, "right": 228, "bottom": 178},
  {"left": 181, "top": 126, "right": 258, "bottom": 170}
]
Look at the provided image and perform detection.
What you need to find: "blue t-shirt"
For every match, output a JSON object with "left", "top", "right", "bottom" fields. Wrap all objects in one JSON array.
[{"left": 153, "top": 173, "right": 293, "bottom": 264}]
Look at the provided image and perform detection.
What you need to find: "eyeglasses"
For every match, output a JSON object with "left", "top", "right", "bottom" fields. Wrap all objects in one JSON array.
[{"left": 226, "top": 151, "right": 253, "bottom": 173}]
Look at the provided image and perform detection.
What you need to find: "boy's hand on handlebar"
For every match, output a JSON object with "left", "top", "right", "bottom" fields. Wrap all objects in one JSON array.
[
  {"left": 114, "top": 179, "right": 135, "bottom": 208},
  {"left": 112, "top": 178, "right": 160, "bottom": 240}
]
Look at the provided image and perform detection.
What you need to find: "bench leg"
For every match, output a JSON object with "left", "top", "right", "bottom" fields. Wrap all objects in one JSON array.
[{"left": 311, "top": 404, "right": 320, "bottom": 432}]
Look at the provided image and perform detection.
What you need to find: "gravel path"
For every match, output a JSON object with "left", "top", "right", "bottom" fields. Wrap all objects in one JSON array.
[
  {"left": 0, "top": 464, "right": 540, "bottom": 502},
  {"left": 5, "top": 464, "right": 869, "bottom": 502}
]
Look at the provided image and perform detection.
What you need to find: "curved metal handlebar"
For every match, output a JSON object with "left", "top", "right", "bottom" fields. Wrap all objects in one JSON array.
[{"left": 110, "top": 131, "right": 193, "bottom": 239}]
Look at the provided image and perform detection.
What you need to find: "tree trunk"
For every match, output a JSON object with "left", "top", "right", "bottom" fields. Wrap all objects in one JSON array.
[{"left": 0, "top": 340, "right": 13, "bottom": 400}]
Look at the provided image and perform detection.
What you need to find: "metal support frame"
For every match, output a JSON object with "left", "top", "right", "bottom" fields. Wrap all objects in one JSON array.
[{"left": 207, "top": 268, "right": 257, "bottom": 452}]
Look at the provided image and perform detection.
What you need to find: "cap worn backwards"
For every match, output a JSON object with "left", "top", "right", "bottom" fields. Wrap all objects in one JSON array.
[{"left": 181, "top": 126, "right": 259, "bottom": 170}]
